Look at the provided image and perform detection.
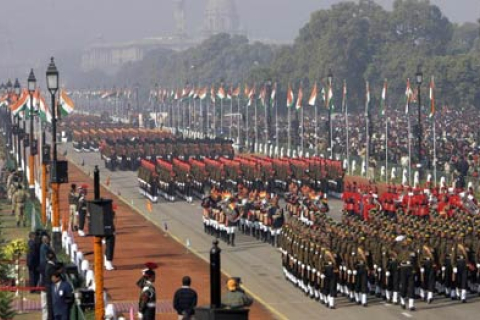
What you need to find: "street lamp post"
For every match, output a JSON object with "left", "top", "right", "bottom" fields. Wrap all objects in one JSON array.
[
  {"left": 416, "top": 65, "right": 423, "bottom": 167},
  {"left": 327, "top": 69, "right": 333, "bottom": 159},
  {"left": 46, "top": 57, "right": 61, "bottom": 251},
  {"left": 13, "top": 79, "right": 22, "bottom": 173},
  {"left": 5, "top": 80, "right": 15, "bottom": 158},
  {"left": 28, "top": 69, "right": 37, "bottom": 198}
]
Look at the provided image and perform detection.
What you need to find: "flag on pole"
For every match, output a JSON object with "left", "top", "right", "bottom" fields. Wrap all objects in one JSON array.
[
  {"left": 405, "top": 78, "right": 413, "bottom": 114},
  {"left": 35, "top": 90, "right": 52, "bottom": 123},
  {"left": 59, "top": 89, "right": 75, "bottom": 116},
  {"left": 217, "top": 86, "right": 226, "bottom": 100},
  {"left": 308, "top": 82, "right": 318, "bottom": 106},
  {"left": 244, "top": 84, "right": 250, "bottom": 98},
  {"left": 258, "top": 85, "right": 266, "bottom": 106},
  {"left": 365, "top": 81, "right": 370, "bottom": 116},
  {"left": 270, "top": 82, "right": 277, "bottom": 106},
  {"left": 247, "top": 85, "right": 255, "bottom": 107},
  {"left": 295, "top": 86, "right": 303, "bottom": 110},
  {"left": 429, "top": 76, "right": 435, "bottom": 118},
  {"left": 0, "top": 95, "right": 8, "bottom": 108},
  {"left": 380, "top": 79, "right": 387, "bottom": 116},
  {"left": 10, "top": 89, "right": 29, "bottom": 117},
  {"left": 199, "top": 87, "right": 208, "bottom": 100},
  {"left": 210, "top": 85, "right": 216, "bottom": 103},
  {"left": 232, "top": 85, "right": 241, "bottom": 98},
  {"left": 327, "top": 86, "right": 334, "bottom": 111},
  {"left": 227, "top": 86, "right": 232, "bottom": 100},
  {"left": 341, "top": 80, "right": 347, "bottom": 113},
  {"left": 286, "top": 84, "right": 294, "bottom": 108},
  {"left": 188, "top": 86, "right": 195, "bottom": 99}
]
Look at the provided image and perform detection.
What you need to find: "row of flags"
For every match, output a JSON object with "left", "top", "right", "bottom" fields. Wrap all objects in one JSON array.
[
  {"left": 73, "top": 76, "right": 437, "bottom": 118},
  {"left": 0, "top": 89, "right": 75, "bottom": 123}
]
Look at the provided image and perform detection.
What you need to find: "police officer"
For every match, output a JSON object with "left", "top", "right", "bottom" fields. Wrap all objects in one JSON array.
[
  {"left": 138, "top": 269, "right": 156, "bottom": 320},
  {"left": 68, "top": 184, "right": 79, "bottom": 231},
  {"left": 12, "top": 184, "right": 28, "bottom": 227}
]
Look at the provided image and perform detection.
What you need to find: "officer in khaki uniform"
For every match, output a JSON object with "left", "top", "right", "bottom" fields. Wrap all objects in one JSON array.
[{"left": 12, "top": 184, "right": 28, "bottom": 227}]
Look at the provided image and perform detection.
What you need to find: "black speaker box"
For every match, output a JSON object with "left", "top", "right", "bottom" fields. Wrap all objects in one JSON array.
[
  {"left": 79, "top": 288, "right": 95, "bottom": 311},
  {"left": 51, "top": 160, "right": 68, "bottom": 184},
  {"left": 42, "top": 144, "right": 51, "bottom": 164},
  {"left": 88, "top": 199, "right": 114, "bottom": 237}
]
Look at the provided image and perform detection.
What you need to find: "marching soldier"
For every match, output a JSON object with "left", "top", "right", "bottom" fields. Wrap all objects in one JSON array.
[
  {"left": 323, "top": 248, "right": 338, "bottom": 309},
  {"left": 398, "top": 237, "right": 416, "bottom": 311},
  {"left": 353, "top": 235, "right": 369, "bottom": 307},
  {"left": 77, "top": 186, "right": 88, "bottom": 237},
  {"left": 12, "top": 184, "right": 28, "bottom": 227},
  {"left": 452, "top": 233, "right": 469, "bottom": 303}
]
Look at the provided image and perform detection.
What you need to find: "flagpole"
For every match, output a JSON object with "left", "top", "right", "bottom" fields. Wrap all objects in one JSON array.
[
  {"left": 345, "top": 93, "right": 350, "bottom": 175},
  {"left": 246, "top": 100, "right": 249, "bottom": 150},
  {"left": 229, "top": 96, "right": 233, "bottom": 140},
  {"left": 385, "top": 118, "right": 388, "bottom": 183},
  {"left": 212, "top": 97, "right": 216, "bottom": 138},
  {"left": 301, "top": 106, "right": 304, "bottom": 155},
  {"left": 365, "top": 81, "right": 370, "bottom": 180},
  {"left": 254, "top": 96, "right": 258, "bottom": 152},
  {"left": 408, "top": 106, "right": 412, "bottom": 186},
  {"left": 220, "top": 98, "right": 224, "bottom": 136},
  {"left": 433, "top": 114, "right": 437, "bottom": 186},
  {"left": 314, "top": 98, "right": 318, "bottom": 156},
  {"left": 237, "top": 96, "right": 241, "bottom": 145},
  {"left": 275, "top": 94, "right": 279, "bottom": 157},
  {"left": 287, "top": 104, "right": 291, "bottom": 156}
]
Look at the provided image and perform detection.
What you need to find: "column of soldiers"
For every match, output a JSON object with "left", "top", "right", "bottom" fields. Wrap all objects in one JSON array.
[
  {"left": 280, "top": 181, "right": 480, "bottom": 310},
  {"left": 201, "top": 184, "right": 285, "bottom": 247}
]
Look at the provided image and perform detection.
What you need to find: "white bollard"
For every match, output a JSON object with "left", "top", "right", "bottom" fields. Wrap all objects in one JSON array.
[
  {"left": 414, "top": 171, "right": 419, "bottom": 187},
  {"left": 305, "top": 152, "right": 310, "bottom": 159},
  {"left": 62, "top": 231, "right": 68, "bottom": 249},
  {"left": 381, "top": 166, "right": 386, "bottom": 177},
  {"left": 402, "top": 169, "right": 408, "bottom": 186},
  {"left": 105, "top": 304, "right": 116, "bottom": 320},
  {"left": 81, "top": 260, "right": 90, "bottom": 277},
  {"left": 287, "top": 148, "right": 291, "bottom": 158},
  {"left": 298, "top": 150, "right": 303, "bottom": 158},
  {"left": 292, "top": 150, "right": 298, "bottom": 159},
  {"left": 269, "top": 145, "right": 274, "bottom": 157},
  {"left": 76, "top": 251, "right": 84, "bottom": 268},
  {"left": 70, "top": 243, "right": 78, "bottom": 261},
  {"left": 352, "top": 160, "right": 357, "bottom": 174},
  {"left": 343, "top": 159, "right": 348, "bottom": 171},
  {"left": 426, "top": 173, "right": 432, "bottom": 183},
  {"left": 361, "top": 160, "right": 366, "bottom": 176},
  {"left": 85, "top": 270, "right": 95, "bottom": 290},
  {"left": 391, "top": 167, "right": 397, "bottom": 180},
  {"left": 440, "top": 176, "right": 446, "bottom": 188},
  {"left": 280, "top": 147, "right": 284, "bottom": 158}
]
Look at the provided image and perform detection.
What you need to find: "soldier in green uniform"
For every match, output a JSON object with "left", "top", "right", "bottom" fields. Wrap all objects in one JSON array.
[
  {"left": 138, "top": 269, "right": 156, "bottom": 320},
  {"left": 398, "top": 236, "right": 416, "bottom": 311},
  {"left": 12, "top": 184, "right": 28, "bottom": 227}
]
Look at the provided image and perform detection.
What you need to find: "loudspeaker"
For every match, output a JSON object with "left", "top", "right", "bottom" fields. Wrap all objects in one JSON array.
[
  {"left": 88, "top": 199, "right": 114, "bottom": 237},
  {"left": 31, "top": 139, "right": 38, "bottom": 155},
  {"left": 79, "top": 288, "right": 95, "bottom": 311},
  {"left": 42, "top": 144, "right": 51, "bottom": 164},
  {"left": 51, "top": 160, "right": 68, "bottom": 184}
]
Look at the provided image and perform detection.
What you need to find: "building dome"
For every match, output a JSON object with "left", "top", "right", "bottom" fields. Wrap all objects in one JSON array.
[{"left": 204, "top": 0, "right": 240, "bottom": 36}]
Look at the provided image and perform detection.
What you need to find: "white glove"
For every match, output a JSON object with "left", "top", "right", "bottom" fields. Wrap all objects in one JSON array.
[
  {"left": 347, "top": 270, "right": 352, "bottom": 275},
  {"left": 320, "top": 274, "right": 326, "bottom": 280},
  {"left": 377, "top": 268, "right": 381, "bottom": 272},
  {"left": 441, "top": 266, "right": 446, "bottom": 271},
  {"left": 340, "top": 266, "right": 344, "bottom": 271},
  {"left": 138, "top": 312, "right": 143, "bottom": 319},
  {"left": 386, "top": 271, "right": 391, "bottom": 277},
  {"left": 453, "top": 267, "right": 458, "bottom": 273},
  {"left": 420, "top": 268, "right": 425, "bottom": 273},
  {"left": 373, "top": 264, "right": 378, "bottom": 269},
  {"left": 477, "top": 264, "right": 480, "bottom": 269},
  {"left": 353, "top": 270, "right": 357, "bottom": 276}
]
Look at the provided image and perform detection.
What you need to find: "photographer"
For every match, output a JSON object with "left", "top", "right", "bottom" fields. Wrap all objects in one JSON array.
[{"left": 222, "top": 278, "right": 253, "bottom": 309}]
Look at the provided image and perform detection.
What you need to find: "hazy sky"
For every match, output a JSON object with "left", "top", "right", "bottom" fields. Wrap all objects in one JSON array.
[{"left": 1, "top": 0, "right": 478, "bottom": 74}]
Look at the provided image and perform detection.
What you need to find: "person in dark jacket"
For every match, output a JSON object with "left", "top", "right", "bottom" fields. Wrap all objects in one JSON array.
[
  {"left": 222, "top": 278, "right": 253, "bottom": 309},
  {"left": 51, "top": 271, "right": 74, "bottom": 320},
  {"left": 173, "top": 276, "right": 198, "bottom": 319},
  {"left": 27, "top": 232, "right": 40, "bottom": 293},
  {"left": 40, "top": 250, "right": 57, "bottom": 320}
]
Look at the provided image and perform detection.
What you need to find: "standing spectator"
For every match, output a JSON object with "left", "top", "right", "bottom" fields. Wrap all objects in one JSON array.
[
  {"left": 51, "top": 271, "right": 74, "bottom": 320},
  {"left": 173, "top": 276, "right": 198, "bottom": 320},
  {"left": 27, "top": 232, "right": 40, "bottom": 293},
  {"left": 40, "top": 250, "right": 57, "bottom": 320},
  {"left": 39, "top": 234, "right": 51, "bottom": 275},
  {"left": 77, "top": 186, "right": 88, "bottom": 237},
  {"left": 222, "top": 278, "right": 253, "bottom": 309}
]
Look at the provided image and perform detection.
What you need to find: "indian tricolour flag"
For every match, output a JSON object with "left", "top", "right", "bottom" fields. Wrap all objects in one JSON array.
[
  {"left": 10, "top": 89, "right": 29, "bottom": 117},
  {"left": 286, "top": 84, "right": 294, "bottom": 108},
  {"left": 295, "top": 86, "right": 303, "bottom": 110},
  {"left": 35, "top": 90, "right": 52, "bottom": 123},
  {"left": 217, "top": 86, "right": 226, "bottom": 100},
  {"left": 429, "top": 76, "right": 435, "bottom": 118},
  {"left": 59, "top": 89, "right": 75, "bottom": 116},
  {"left": 405, "top": 78, "right": 413, "bottom": 114},
  {"left": 308, "top": 82, "right": 318, "bottom": 106},
  {"left": 0, "top": 95, "right": 9, "bottom": 108},
  {"left": 380, "top": 79, "right": 387, "bottom": 116}
]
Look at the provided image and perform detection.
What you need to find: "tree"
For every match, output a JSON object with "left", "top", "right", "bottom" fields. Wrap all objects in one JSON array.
[{"left": 0, "top": 292, "right": 16, "bottom": 320}]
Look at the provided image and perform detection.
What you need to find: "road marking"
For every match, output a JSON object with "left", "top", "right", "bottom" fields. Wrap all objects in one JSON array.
[{"left": 401, "top": 312, "right": 413, "bottom": 318}]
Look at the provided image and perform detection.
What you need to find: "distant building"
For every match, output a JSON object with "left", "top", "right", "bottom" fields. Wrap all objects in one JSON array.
[{"left": 81, "top": 0, "right": 242, "bottom": 74}]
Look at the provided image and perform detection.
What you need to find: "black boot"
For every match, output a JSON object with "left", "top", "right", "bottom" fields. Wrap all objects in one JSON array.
[
  {"left": 227, "top": 234, "right": 231, "bottom": 245},
  {"left": 231, "top": 233, "right": 236, "bottom": 247}
]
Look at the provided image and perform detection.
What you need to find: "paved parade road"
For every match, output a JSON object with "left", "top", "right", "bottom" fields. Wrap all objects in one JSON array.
[{"left": 60, "top": 142, "right": 480, "bottom": 320}]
